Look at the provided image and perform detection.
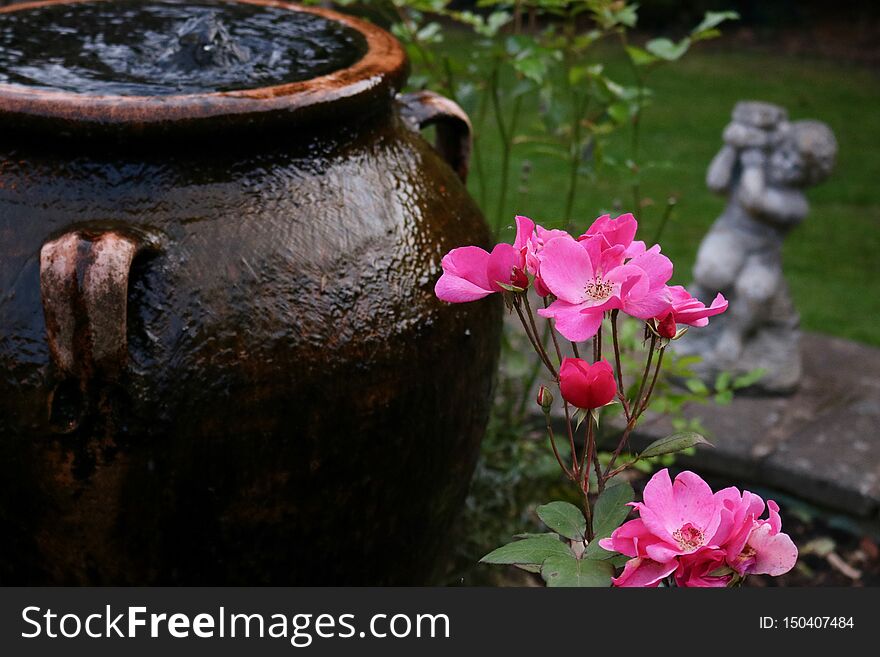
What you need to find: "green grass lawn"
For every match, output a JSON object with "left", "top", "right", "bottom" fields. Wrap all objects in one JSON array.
[{"left": 446, "top": 38, "right": 880, "bottom": 345}]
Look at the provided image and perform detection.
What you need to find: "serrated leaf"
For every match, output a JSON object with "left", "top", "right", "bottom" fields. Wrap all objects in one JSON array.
[
  {"left": 513, "top": 532, "right": 559, "bottom": 540},
  {"left": 584, "top": 482, "right": 634, "bottom": 559},
  {"left": 514, "top": 563, "right": 543, "bottom": 574},
  {"left": 541, "top": 555, "right": 614, "bottom": 587},
  {"left": 639, "top": 432, "right": 712, "bottom": 459},
  {"left": 645, "top": 37, "right": 691, "bottom": 61},
  {"left": 480, "top": 536, "right": 571, "bottom": 565},
  {"left": 592, "top": 481, "right": 634, "bottom": 538},
  {"left": 537, "top": 501, "right": 587, "bottom": 540}
]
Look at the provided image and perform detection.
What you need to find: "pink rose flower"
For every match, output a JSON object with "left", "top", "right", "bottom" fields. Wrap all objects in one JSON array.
[
  {"left": 578, "top": 212, "right": 646, "bottom": 259},
  {"left": 558, "top": 358, "right": 617, "bottom": 410},
  {"left": 674, "top": 547, "right": 731, "bottom": 588},
  {"left": 714, "top": 488, "right": 798, "bottom": 577},
  {"left": 654, "top": 285, "right": 728, "bottom": 337},
  {"left": 536, "top": 235, "right": 673, "bottom": 342},
  {"left": 434, "top": 215, "right": 535, "bottom": 302},
  {"left": 612, "top": 557, "right": 677, "bottom": 588},
  {"left": 600, "top": 469, "right": 798, "bottom": 587},
  {"left": 525, "top": 223, "right": 570, "bottom": 297}
]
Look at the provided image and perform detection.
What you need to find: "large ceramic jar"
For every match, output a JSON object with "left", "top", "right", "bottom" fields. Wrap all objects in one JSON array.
[{"left": 0, "top": 0, "right": 501, "bottom": 584}]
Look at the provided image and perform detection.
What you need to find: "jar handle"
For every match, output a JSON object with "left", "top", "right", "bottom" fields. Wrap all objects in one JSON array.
[
  {"left": 398, "top": 91, "right": 472, "bottom": 183},
  {"left": 40, "top": 231, "right": 140, "bottom": 430}
]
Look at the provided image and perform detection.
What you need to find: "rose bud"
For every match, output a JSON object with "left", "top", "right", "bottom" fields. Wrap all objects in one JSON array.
[
  {"left": 656, "top": 313, "right": 677, "bottom": 339},
  {"left": 558, "top": 358, "right": 617, "bottom": 410},
  {"left": 536, "top": 385, "right": 554, "bottom": 414}
]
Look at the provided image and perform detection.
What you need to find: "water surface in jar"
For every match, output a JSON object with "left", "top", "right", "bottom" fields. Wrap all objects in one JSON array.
[{"left": 0, "top": 0, "right": 368, "bottom": 95}]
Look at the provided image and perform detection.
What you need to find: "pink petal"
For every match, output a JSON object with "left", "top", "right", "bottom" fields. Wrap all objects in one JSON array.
[
  {"left": 537, "top": 236, "right": 594, "bottom": 304},
  {"left": 597, "top": 243, "right": 627, "bottom": 276},
  {"left": 612, "top": 557, "right": 677, "bottom": 588},
  {"left": 600, "top": 518, "right": 653, "bottom": 559},
  {"left": 624, "top": 240, "right": 647, "bottom": 259},
  {"left": 628, "top": 245, "right": 673, "bottom": 291},
  {"left": 434, "top": 246, "right": 493, "bottom": 302},
  {"left": 613, "top": 262, "right": 650, "bottom": 293},
  {"left": 486, "top": 243, "right": 520, "bottom": 291},
  {"left": 585, "top": 213, "right": 638, "bottom": 249},
  {"left": 765, "top": 500, "right": 782, "bottom": 534},
  {"left": 749, "top": 524, "right": 798, "bottom": 576},
  {"left": 538, "top": 301, "right": 604, "bottom": 342},
  {"left": 638, "top": 469, "right": 721, "bottom": 550},
  {"left": 435, "top": 272, "right": 493, "bottom": 302},
  {"left": 645, "top": 542, "right": 684, "bottom": 563},
  {"left": 671, "top": 289, "right": 728, "bottom": 326},
  {"left": 623, "top": 287, "right": 673, "bottom": 320},
  {"left": 672, "top": 471, "right": 722, "bottom": 539},
  {"left": 513, "top": 215, "right": 536, "bottom": 251},
  {"left": 441, "top": 246, "right": 491, "bottom": 290}
]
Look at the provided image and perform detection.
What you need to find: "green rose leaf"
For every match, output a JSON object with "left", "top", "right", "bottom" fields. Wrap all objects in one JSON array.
[
  {"left": 639, "top": 432, "right": 713, "bottom": 459},
  {"left": 541, "top": 554, "right": 614, "bottom": 587},
  {"left": 536, "top": 501, "right": 587, "bottom": 540},
  {"left": 584, "top": 481, "right": 634, "bottom": 559},
  {"left": 480, "top": 535, "right": 571, "bottom": 566}
]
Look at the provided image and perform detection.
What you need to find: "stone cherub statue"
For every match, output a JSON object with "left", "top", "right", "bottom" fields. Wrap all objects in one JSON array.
[{"left": 675, "top": 101, "right": 837, "bottom": 393}]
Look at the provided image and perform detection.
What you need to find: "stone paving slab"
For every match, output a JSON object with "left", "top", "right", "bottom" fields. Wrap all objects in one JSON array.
[{"left": 622, "top": 333, "right": 880, "bottom": 518}]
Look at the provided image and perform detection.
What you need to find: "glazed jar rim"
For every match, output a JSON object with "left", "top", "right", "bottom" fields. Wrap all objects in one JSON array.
[{"left": 0, "top": 0, "right": 409, "bottom": 136}]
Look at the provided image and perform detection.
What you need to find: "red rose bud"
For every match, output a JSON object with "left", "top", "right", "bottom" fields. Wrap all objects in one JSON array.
[
  {"left": 536, "top": 385, "right": 554, "bottom": 413},
  {"left": 511, "top": 266, "right": 529, "bottom": 290},
  {"left": 656, "top": 312, "right": 677, "bottom": 339},
  {"left": 559, "top": 358, "right": 617, "bottom": 410}
]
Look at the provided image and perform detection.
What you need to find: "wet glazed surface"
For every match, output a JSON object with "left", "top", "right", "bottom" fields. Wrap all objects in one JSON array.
[
  {"left": 0, "top": 0, "right": 367, "bottom": 95},
  {"left": 0, "top": 112, "right": 501, "bottom": 584}
]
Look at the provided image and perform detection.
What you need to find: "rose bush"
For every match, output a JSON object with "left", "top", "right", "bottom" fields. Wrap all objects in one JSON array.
[{"left": 436, "top": 212, "right": 796, "bottom": 587}]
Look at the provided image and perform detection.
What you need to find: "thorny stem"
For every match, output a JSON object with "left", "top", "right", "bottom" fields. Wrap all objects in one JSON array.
[
  {"left": 523, "top": 297, "right": 556, "bottom": 375},
  {"left": 544, "top": 296, "right": 564, "bottom": 365},
  {"left": 545, "top": 412, "right": 573, "bottom": 480},
  {"left": 563, "top": 401, "right": 578, "bottom": 474},
  {"left": 634, "top": 333, "right": 658, "bottom": 414},
  {"left": 515, "top": 320, "right": 552, "bottom": 421},
  {"left": 513, "top": 297, "right": 555, "bottom": 377},
  {"left": 603, "top": 410, "right": 638, "bottom": 481},
  {"left": 582, "top": 419, "right": 597, "bottom": 539},
  {"left": 602, "top": 334, "right": 661, "bottom": 480},
  {"left": 582, "top": 488, "right": 594, "bottom": 542},
  {"left": 638, "top": 344, "right": 666, "bottom": 417},
  {"left": 593, "top": 441, "right": 605, "bottom": 494},
  {"left": 610, "top": 310, "right": 632, "bottom": 420}
]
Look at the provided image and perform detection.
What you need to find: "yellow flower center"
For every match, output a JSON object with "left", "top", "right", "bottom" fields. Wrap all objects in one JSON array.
[{"left": 585, "top": 276, "right": 614, "bottom": 301}]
